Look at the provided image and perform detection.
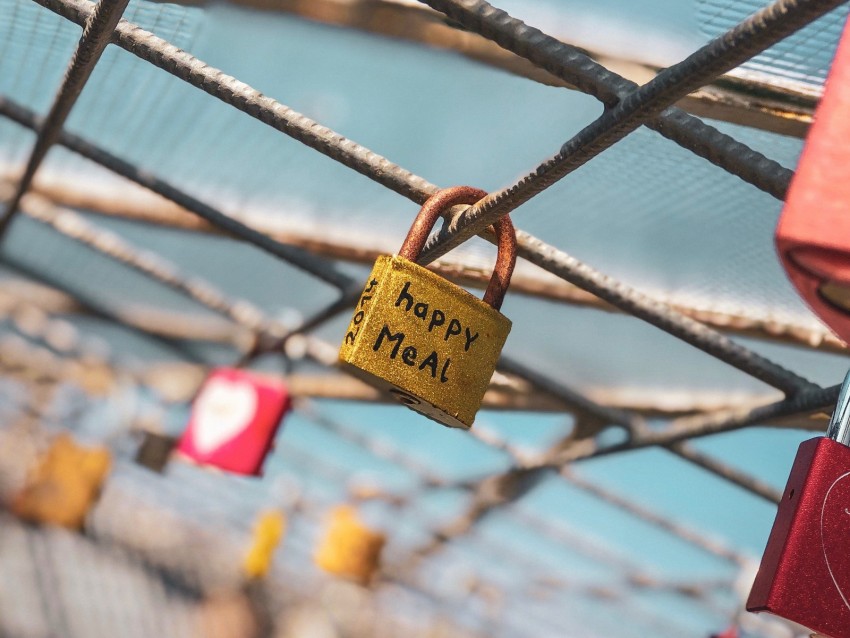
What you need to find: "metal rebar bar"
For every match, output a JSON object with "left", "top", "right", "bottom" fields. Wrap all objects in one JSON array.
[
  {"left": 0, "top": 0, "right": 833, "bottom": 632},
  {"left": 283, "top": 464, "right": 619, "bottom": 638},
  {"left": 666, "top": 442, "right": 782, "bottom": 504},
  {"left": 554, "top": 383, "right": 839, "bottom": 464},
  {"left": 29, "top": 0, "right": 804, "bottom": 243},
  {"left": 451, "top": 427, "right": 749, "bottom": 566},
  {"left": 295, "top": 399, "right": 447, "bottom": 488},
  {"left": 559, "top": 466, "right": 746, "bottom": 565},
  {"left": 1, "top": 257, "right": 207, "bottom": 363},
  {"left": 292, "top": 405, "right": 732, "bottom": 622},
  {"left": 20, "top": 190, "right": 273, "bottom": 333},
  {"left": 647, "top": 383, "right": 839, "bottom": 444},
  {"left": 0, "top": 297, "right": 124, "bottom": 377},
  {"left": 8, "top": 0, "right": 829, "bottom": 449},
  {"left": 417, "top": 0, "right": 796, "bottom": 201},
  {"left": 28, "top": 0, "right": 441, "bottom": 205},
  {"left": 3, "top": 182, "right": 366, "bottom": 367},
  {"left": 0, "top": 0, "right": 822, "bottom": 400},
  {"left": 15, "top": 179, "right": 847, "bottom": 353},
  {"left": 511, "top": 230, "right": 818, "bottom": 396},
  {"left": 0, "top": 94, "right": 817, "bottom": 401},
  {"left": 0, "top": 96, "right": 354, "bottom": 290},
  {"left": 287, "top": 359, "right": 788, "bottom": 506},
  {"left": 0, "top": 0, "right": 131, "bottom": 239},
  {"left": 498, "top": 355, "right": 642, "bottom": 433},
  {"left": 417, "top": 0, "right": 845, "bottom": 261},
  {"left": 500, "top": 359, "right": 785, "bottom": 502}
]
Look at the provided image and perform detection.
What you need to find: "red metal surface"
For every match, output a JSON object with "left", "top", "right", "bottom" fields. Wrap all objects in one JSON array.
[
  {"left": 747, "top": 437, "right": 850, "bottom": 637},
  {"left": 176, "top": 367, "right": 291, "bottom": 476},
  {"left": 711, "top": 625, "right": 738, "bottom": 638},
  {"left": 777, "top": 16, "right": 850, "bottom": 345}
]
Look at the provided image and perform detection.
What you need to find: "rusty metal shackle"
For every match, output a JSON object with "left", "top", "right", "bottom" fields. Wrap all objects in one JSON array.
[{"left": 398, "top": 186, "right": 517, "bottom": 311}]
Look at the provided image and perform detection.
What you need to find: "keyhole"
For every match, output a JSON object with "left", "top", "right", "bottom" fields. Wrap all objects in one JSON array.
[
  {"left": 788, "top": 488, "right": 795, "bottom": 500},
  {"left": 390, "top": 388, "right": 421, "bottom": 407}
]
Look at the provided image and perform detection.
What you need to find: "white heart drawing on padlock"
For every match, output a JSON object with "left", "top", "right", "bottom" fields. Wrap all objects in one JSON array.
[
  {"left": 192, "top": 376, "right": 259, "bottom": 454},
  {"left": 820, "top": 470, "right": 850, "bottom": 613}
]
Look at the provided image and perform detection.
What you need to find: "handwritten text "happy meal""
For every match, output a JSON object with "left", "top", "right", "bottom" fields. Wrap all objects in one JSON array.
[{"left": 371, "top": 281, "right": 481, "bottom": 383}]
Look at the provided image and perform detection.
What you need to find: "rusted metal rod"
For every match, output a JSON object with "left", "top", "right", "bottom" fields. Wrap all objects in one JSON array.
[
  {"left": 417, "top": 0, "right": 797, "bottom": 200},
  {"left": 0, "top": 0, "right": 130, "bottom": 239},
  {"left": 417, "top": 0, "right": 844, "bottom": 262}
]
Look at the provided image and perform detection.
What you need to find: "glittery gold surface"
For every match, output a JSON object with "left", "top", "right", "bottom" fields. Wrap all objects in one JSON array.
[{"left": 338, "top": 255, "right": 511, "bottom": 429}]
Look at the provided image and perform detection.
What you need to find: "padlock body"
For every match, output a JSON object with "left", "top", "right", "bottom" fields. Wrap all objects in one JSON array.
[
  {"left": 176, "top": 367, "right": 291, "bottom": 476},
  {"left": 776, "top": 17, "right": 850, "bottom": 345},
  {"left": 12, "top": 434, "right": 111, "bottom": 530},
  {"left": 747, "top": 436, "right": 850, "bottom": 638},
  {"left": 315, "top": 505, "right": 385, "bottom": 585},
  {"left": 135, "top": 431, "right": 178, "bottom": 473},
  {"left": 338, "top": 255, "right": 511, "bottom": 429}
]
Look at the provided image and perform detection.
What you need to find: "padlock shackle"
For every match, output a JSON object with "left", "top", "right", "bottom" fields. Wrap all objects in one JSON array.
[
  {"left": 399, "top": 186, "right": 517, "bottom": 311},
  {"left": 827, "top": 368, "right": 850, "bottom": 446}
]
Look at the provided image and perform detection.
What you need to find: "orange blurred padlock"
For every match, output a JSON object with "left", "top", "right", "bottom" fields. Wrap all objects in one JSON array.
[
  {"left": 314, "top": 505, "right": 385, "bottom": 585},
  {"left": 11, "top": 433, "right": 111, "bottom": 530}
]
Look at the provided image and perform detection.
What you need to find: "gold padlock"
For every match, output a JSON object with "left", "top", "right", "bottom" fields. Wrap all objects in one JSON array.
[
  {"left": 11, "top": 433, "right": 111, "bottom": 530},
  {"left": 338, "top": 186, "right": 516, "bottom": 429},
  {"left": 314, "top": 505, "right": 385, "bottom": 585}
]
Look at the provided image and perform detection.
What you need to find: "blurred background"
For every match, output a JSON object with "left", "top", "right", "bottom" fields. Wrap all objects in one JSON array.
[{"left": 0, "top": 0, "right": 848, "bottom": 636}]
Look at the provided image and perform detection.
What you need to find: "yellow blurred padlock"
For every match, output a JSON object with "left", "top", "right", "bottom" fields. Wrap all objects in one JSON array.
[
  {"left": 314, "top": 505, "right": 385, "bottom": 585},
  {"left": 12, "top": 433, "right": 111, "bottom": 530},
  {"left": 243, "top": 509, "right": 287, "bottom": 579}
]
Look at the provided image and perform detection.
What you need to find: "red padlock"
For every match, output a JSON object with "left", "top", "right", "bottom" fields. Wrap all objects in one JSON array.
[
  {"left": 747, "top": 370, "right": 850, "bottom": 637},
  {"left": 776, "top": 15, "right": 850, "bottom": 345},
  {"left": 176, "top": 367, "right": 291, "bottom": 476},
  {"left": 751, "top": 16, "right": 850, "bottom": 637}
]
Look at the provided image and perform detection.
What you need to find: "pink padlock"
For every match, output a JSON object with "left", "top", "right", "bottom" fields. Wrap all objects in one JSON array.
[{"left": 177, "top": 367, "right": 291, "bottom": 476}]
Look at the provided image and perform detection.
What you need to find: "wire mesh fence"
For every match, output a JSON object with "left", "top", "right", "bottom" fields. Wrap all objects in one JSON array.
[{"left": 1, "top": 0, "right": 848, "bottom": 636}]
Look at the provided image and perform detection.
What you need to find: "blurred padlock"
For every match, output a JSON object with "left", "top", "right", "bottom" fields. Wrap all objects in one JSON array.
[
  {"left": 11, "top": 433, "right": 111, "bottom": 530},
  {"left": 314, "top": 505, "right": 385, "bottom": 585},
  {"left": 135, "top": 430, "right": 178, "bottom": 473},
  {"left": 338, "top": 187, "right": 516, "bottom": 429},
  {"left": 243, "top": 509, "right": 286, "bottom": 579},
  {"left": 176, "top": 367, "right": 291, "bottom": 476},
  {"left": 776, "top": 17, "right": 850, "bottom": 345}
]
